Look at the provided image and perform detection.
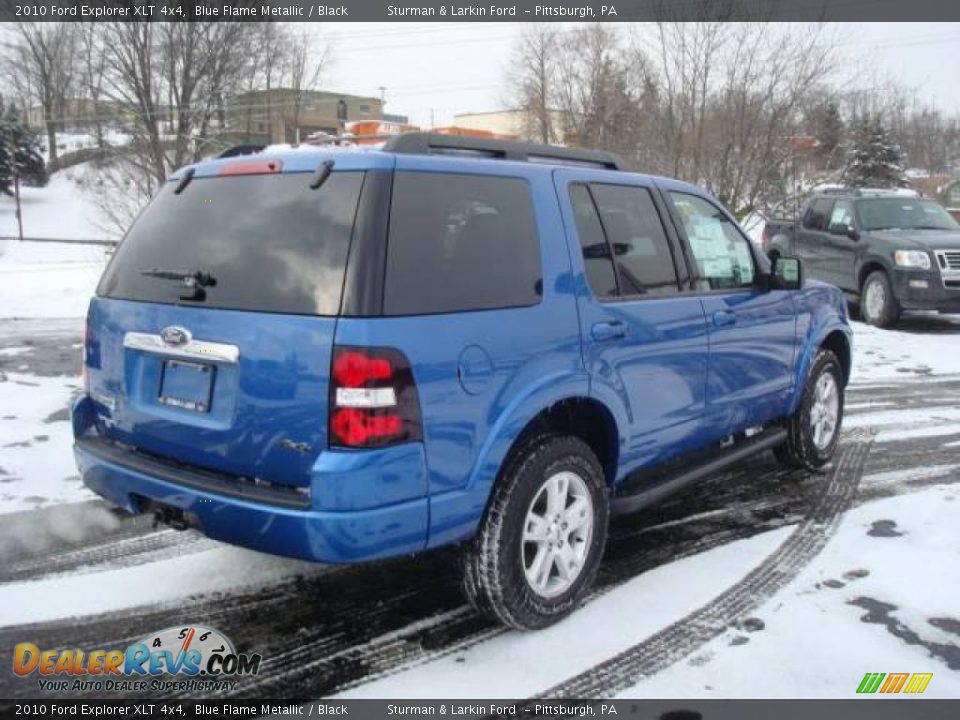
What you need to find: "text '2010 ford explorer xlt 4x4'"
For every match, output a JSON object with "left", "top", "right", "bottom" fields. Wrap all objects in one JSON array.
[{"left": 73, "top": 134, "right": 852, "bottom": 629}]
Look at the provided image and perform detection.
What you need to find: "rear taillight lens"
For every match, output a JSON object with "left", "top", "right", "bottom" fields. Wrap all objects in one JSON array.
[{"left": 329, "top": 346, "right": 422, "bottom": 448}]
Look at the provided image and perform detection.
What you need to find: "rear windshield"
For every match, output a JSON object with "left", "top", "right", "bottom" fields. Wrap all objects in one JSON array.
[{"left": 98, "top": 171, "right": 364, "bottom": 315}]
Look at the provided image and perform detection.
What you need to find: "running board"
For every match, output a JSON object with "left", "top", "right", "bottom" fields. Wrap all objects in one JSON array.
[{"left": 611, "top": 427, "right": 787, "bottom": 516}]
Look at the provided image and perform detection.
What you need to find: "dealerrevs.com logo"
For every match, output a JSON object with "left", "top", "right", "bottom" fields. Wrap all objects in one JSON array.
[{"left": 13, "top": 625, "right": 261, "bottom": 693}]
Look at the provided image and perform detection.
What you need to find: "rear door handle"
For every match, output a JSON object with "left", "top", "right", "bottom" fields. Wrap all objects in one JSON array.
[
  {"left": 591, "top": 321, "right": 628, "bottom": 342},
  {"left": 713, "top": 310, "right": 736, "bottom": 327}
]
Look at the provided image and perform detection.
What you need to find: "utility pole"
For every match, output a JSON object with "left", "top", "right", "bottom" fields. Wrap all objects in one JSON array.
[
  {"left": 7, "top": 134, "right": 23, "bottom": 241},
  {"left": 14, "top": 173, "right": 23, "bottom": 242}
]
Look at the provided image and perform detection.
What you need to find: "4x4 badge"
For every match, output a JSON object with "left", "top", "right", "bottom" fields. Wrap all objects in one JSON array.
[{"left": 160, "top": 326, "right": 191, "bottom": 347}]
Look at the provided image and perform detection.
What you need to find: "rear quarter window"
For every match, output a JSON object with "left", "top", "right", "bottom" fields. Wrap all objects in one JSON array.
[{"left": 383, "top": 172, "right": 542, "bottom": 315}]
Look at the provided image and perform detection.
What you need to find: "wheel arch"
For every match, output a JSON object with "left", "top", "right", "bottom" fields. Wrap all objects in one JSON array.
[
  {"left": 820, "top": 329, "right": 851, "bottom": 387},
  {"left": 858, "top": 258, "right": 890, "bottom": 292},
  {"left": 498, "top": 397, "right": 621, "bottom": 489}
]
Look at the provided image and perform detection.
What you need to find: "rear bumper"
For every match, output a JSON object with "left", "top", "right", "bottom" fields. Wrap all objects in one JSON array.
[
  {"left": 892, "top": 269, "right": 960, "bottom": 313},
  {"left": 72, "top": 397, "right": 428, "bottom": 564}
]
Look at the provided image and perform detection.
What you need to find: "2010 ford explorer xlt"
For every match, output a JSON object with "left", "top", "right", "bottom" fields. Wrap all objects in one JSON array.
[{"left": 73, "top": 133, "right": 852, "bottom": 629}]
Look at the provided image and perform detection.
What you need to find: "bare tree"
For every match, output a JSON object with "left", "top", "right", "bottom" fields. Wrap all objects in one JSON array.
[
  {"left": 77, "top": 24, "right": 109, "bottom": 149},
  {"left": 507, "top": 25, "right": 562, "bottom": 143},
  {"left": 7, "top": 23, "right": 78, "bottom": 166},
  {"left": 283, "top": 26, "right": 330, "bottom": 144}
]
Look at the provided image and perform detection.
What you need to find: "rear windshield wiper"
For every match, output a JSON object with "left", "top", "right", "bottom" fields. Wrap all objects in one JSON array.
[
  {"left": 141, "top": 268, "right": 217, "bottom": 288},
  {"left": 309, "top": 159, "right": 334, "bottom": 190}
]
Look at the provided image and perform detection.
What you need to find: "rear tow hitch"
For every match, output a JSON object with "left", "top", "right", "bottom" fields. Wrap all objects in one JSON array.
[{"left": 144, "top": 501, "right": 199, "bottom": 532}]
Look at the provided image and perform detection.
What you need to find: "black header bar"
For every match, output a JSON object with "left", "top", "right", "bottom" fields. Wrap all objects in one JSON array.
[
  {"left": 1, "top": 700, "right": 960, "bottom": 720},
  {"left": 3, "top": 0, "right": 960, "bottom": 22}
]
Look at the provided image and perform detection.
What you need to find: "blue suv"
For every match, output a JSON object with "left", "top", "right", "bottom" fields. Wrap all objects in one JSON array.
[{"left": 73, "top": 134, "right": 851, "bottom": 629}]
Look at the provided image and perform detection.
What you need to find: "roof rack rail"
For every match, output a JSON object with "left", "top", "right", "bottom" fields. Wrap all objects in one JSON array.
[
  {"left": 382, "top": 132, "right": 624, "bottom": 170},
  {"left": 817, "top": 186, "right": 918, "bottom": 198},
  {"left": 217, "top": 144, "right": 266, "bottom": 159}
]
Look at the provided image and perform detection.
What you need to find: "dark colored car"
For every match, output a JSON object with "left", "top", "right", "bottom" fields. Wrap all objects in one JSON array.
[{"left": 764, "top": 189, "right": 960, "bottom": 327}]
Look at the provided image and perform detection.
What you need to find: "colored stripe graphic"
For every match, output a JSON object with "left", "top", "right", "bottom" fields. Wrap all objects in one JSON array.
[
  {"left": 880, "top": 673, "right": 909, "bottom": 693},
  {"left": 903, "top": 673, "right": 933, "bottom": 694},
  {"left": 857, "top": 672, "right": 885, "bottom": 693}
]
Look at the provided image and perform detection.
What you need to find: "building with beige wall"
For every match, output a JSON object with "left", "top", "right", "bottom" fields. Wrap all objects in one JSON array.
[{"left": 226, "top": 89, "right": 389, "bottom": 144}]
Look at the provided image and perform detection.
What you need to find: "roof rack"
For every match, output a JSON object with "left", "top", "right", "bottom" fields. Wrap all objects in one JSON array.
[
  {"left": 382, "top": 132, "right": 624, "bottom": 170},
  {"left": 217, "top": 144, "right": 267, "bottom": 159},
  {"left": 818, "top": 186, "right": 918, "bottom": 198}
]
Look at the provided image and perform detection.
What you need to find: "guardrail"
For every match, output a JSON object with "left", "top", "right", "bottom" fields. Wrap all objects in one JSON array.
[{"left": 0, "top": 236, "right": 119, "bottom": 247}]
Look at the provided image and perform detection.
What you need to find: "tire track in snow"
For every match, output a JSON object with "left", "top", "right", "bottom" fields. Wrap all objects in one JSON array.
[
  {"left": 537, "top": 430, "right": 874, "bottom": 699},
  {"left": 0, "top": 529, "right": 216, "bottom": 583},
  {"left": 5, "top": 425, "right": 957, "bottom": 700}
]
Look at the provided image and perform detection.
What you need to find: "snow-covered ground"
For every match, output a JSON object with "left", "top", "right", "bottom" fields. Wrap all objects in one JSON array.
[{"left": 0, "top": 163, "right": 117, "bottom": 241}]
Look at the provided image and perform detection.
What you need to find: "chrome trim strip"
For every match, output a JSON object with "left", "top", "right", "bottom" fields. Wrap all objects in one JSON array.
[{"left": 123, "top": 332, "right": 240, "bottom": 364}]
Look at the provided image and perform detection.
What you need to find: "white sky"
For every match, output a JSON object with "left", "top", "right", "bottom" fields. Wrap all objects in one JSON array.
[
  {"left": 1, "top": 21, "right": 957, "bottom": 128},
  {"left": 319, "top": 22, "right": 960, "bottom": 127}
]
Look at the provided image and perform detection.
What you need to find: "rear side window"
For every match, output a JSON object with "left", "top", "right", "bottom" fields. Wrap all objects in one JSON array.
[
  {"left": 569, "top": 184, "right": 618, "bottom": 298},
  {"left": 384, "top": 172, "right": 541, "bottom": 315},
  {"left": 98, "top": 172, "right": 364, "bottom": 315},
  {"left": 569, "top": 183, "right": 679, "bottom": 298},
  {"left": 803, "top": 198, "right": 834, "bottom": 231}
]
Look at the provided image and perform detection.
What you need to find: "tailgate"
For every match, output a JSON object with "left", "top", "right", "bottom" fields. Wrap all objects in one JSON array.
[
  {"left": 84, "top": 164, "right": 367, "bottom": 489},
  {"left": 86, "top": 297, "right": 333, "bottom": 488}
]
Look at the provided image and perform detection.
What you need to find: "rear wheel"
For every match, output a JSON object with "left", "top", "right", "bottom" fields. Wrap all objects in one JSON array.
[
  {"left": 775, "top": 349, "right": 844, "bottom": 471},
  {"left": 460, "top": 435, "right": 609, "bottom": 630},
  {"left": 860, "top": 270, "right": 901, "bottom": 328}
]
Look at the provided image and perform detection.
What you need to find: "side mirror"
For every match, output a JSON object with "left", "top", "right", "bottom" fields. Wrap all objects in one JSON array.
[
  {"left": 829, "top": 222, "right": 859, "bottom": 241},
  {"left": 773, "top": 256, "right": 803, "bottom": 290}
]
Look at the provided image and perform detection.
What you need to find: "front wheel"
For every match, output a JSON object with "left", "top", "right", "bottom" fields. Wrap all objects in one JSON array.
[
  {"left": 775, "top": 349, "right": 844, "bottom": 471},
  {"left": 460, "top": 435, "right": 609, "bottom": 630},
  {"left": 860, "top": 270, "right": 901, "bottom": 328}
]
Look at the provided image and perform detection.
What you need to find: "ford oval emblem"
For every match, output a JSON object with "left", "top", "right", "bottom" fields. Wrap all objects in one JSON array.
[{"left": 160, "top": 326, "right": 191, "bottom": 347}]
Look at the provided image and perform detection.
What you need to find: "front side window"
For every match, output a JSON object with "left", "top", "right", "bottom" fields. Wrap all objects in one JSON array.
[
  {"left": 384, "top": 172, "right": 542, "bottom": 315},
  {"left": 829, "top": 200, "right": 855, "bottom": 229},
  {"left": 669, "top": 192, "right": 756, "bottom": 291}
]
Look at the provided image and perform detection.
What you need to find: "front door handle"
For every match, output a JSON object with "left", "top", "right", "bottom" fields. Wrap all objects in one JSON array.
[
  {"left": 591, "top": 321, "right": 628, "bottom": 341},
  {"left": 713, "top": 310, "right": 736, "bottom": 327}
]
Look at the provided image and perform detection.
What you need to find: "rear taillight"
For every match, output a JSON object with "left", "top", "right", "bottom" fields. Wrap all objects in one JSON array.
[
  {"left": 329, "top": 346, "right": 422, "bottom": 448},
  {"left": 759, "top": 226, "right": 770, "bottom": 251}
]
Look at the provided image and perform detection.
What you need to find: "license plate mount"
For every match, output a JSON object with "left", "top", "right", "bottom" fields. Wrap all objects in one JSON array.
[{"left": 158, "top": 359, "right": 214, "bottom": 413}]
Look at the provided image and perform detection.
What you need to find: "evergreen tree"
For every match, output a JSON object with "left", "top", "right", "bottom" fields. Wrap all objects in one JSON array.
[
  {"left": 813, "top": 101, "right": 844, "bottom": 169},
  {"left": 0, "top": 98, "right": 10, "bottom": 197},
  {"left": 0, "top": 100, "right": 47, "bottom": 196},
  {"left": 841, "top": 116, "right": 907, "bottom": 188}
]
